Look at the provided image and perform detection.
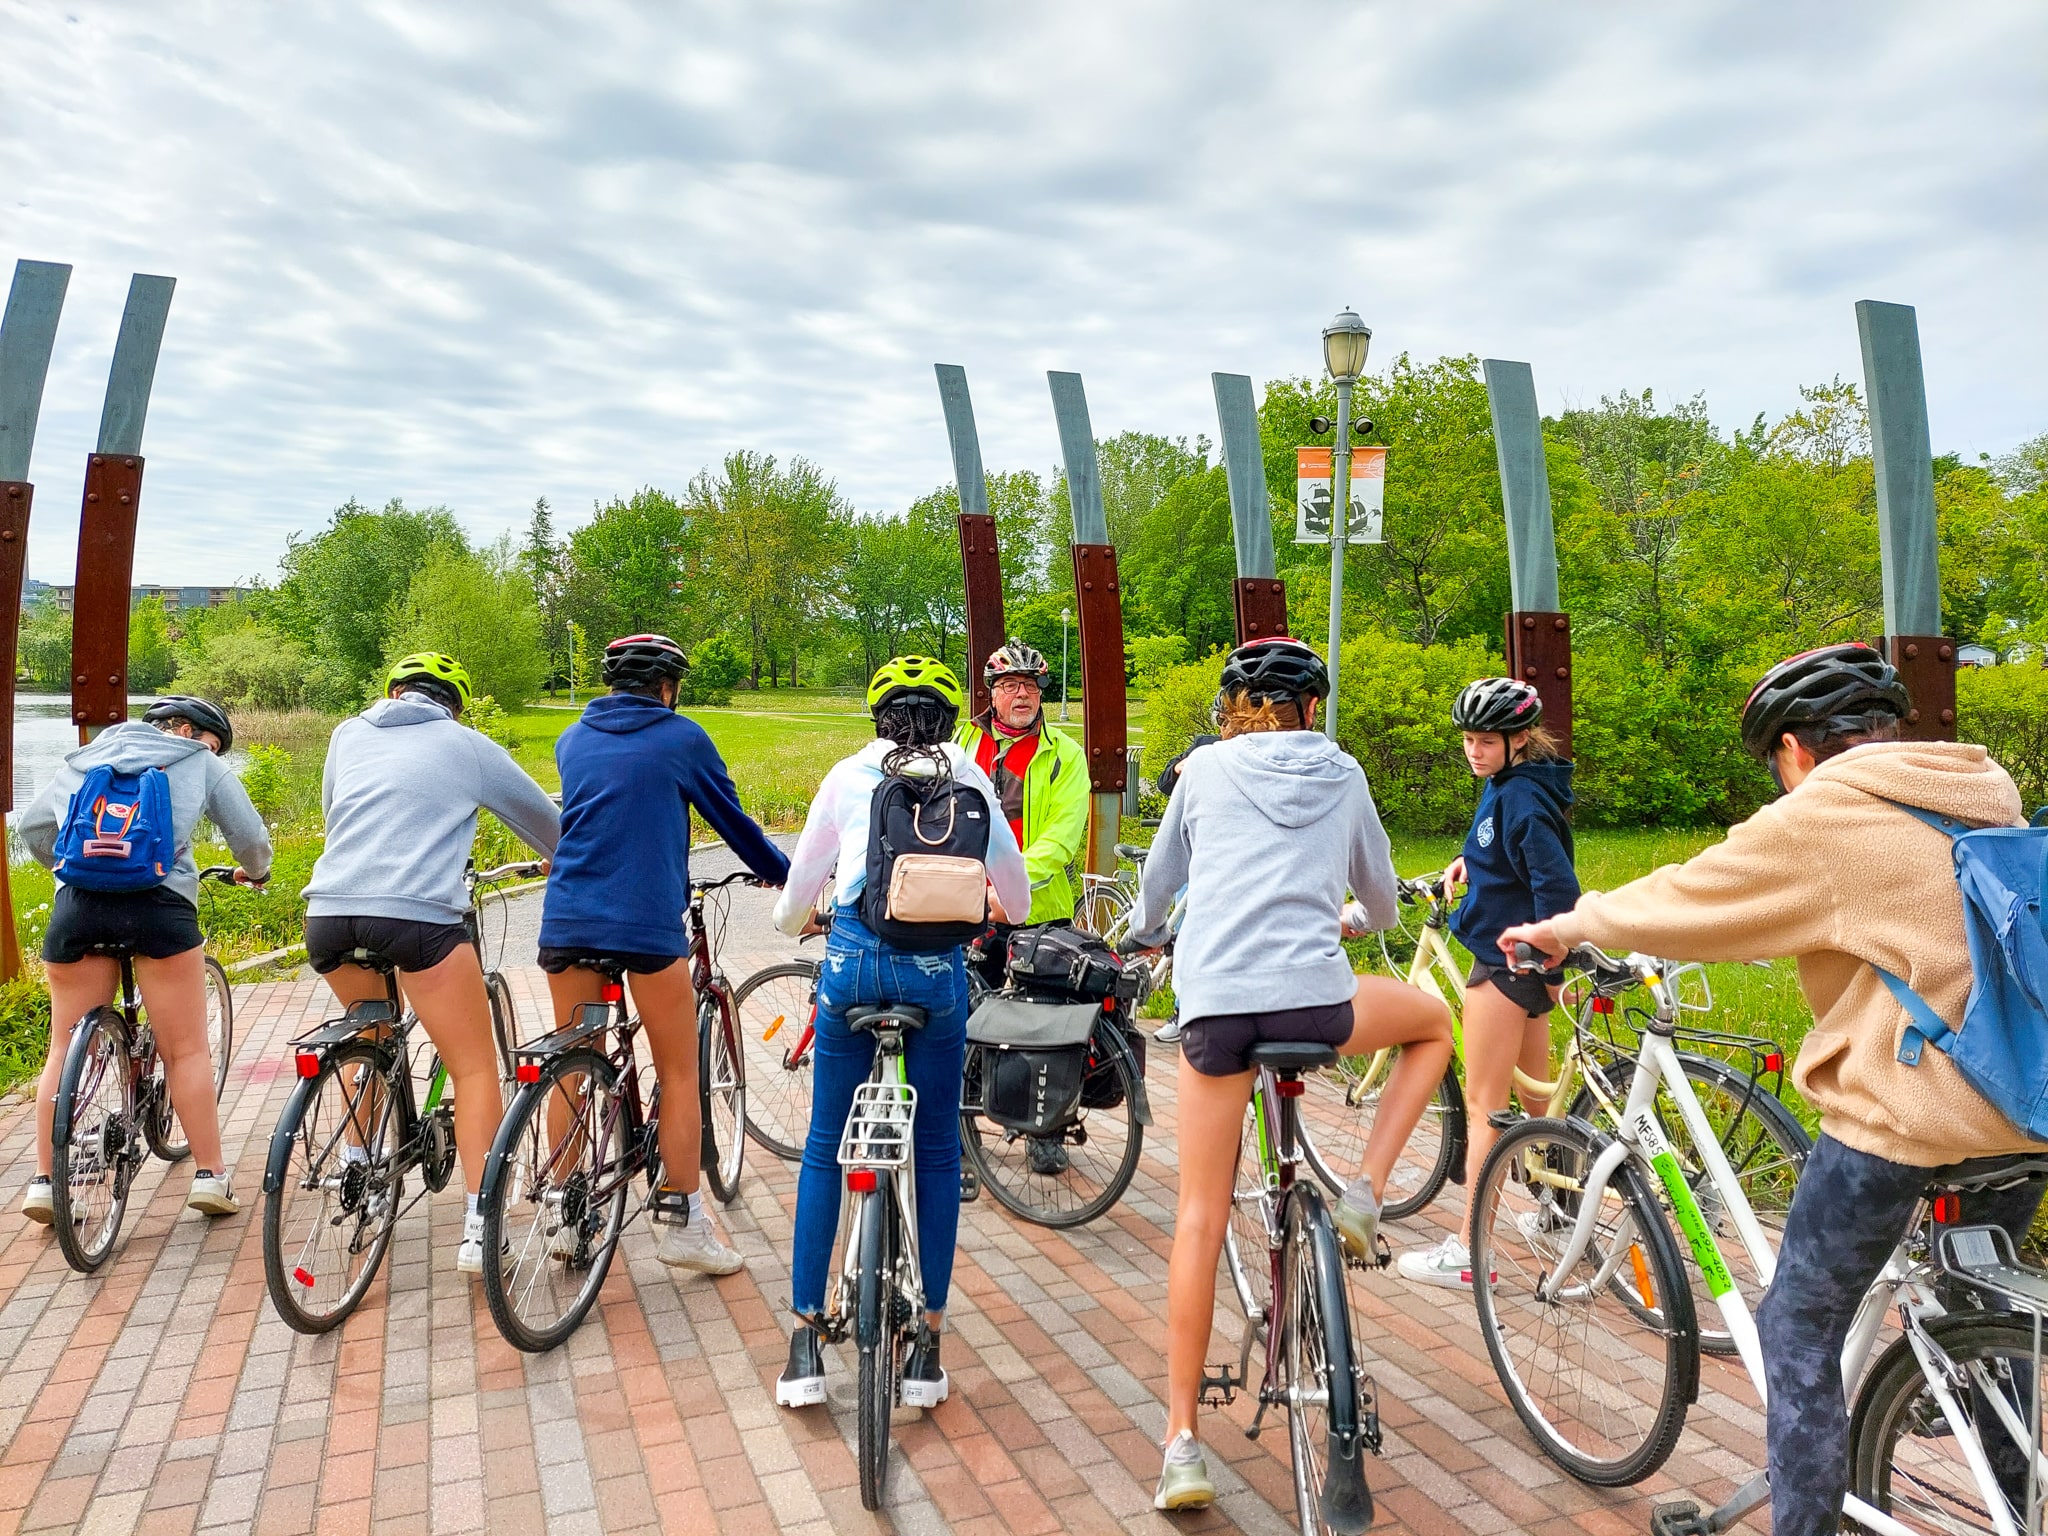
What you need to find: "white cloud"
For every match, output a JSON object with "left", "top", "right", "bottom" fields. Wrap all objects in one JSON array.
[{"left": 2, "top": 0, "right": 2041, "bottom": 583}]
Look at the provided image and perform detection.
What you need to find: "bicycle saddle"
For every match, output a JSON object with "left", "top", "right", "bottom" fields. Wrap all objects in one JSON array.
[
  {"left": 343, "top": 946, "right": 399, "bottom": 975},
  {"left": 1246, "top": 1041, "right": 1339, "bottom": 1074},
  {"left": 846, "top": 1004, "right": 928, "bottom": 1032},
  {"left": 568, "top": 956, "right": 629, "bottom": 982},
  {"left": 1929, "top": 1154, "right": 2048, "bottom": 1195}
]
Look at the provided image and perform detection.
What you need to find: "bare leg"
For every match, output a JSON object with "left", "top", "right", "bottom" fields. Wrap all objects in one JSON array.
[
  {"left": 399, "top": 947, "right": 500, "bottom": 1197},
  {"left": 1460, "top": 980, "right": 1556, "bottom": 1185},
  {"left": 1164, "top": 1057, "right": 1257, "bottom": 1445},
  {"left": 132, "top": 947, "right": 226, "bottom": 1172},
  {"left": 1343, "top": 974, "right": 1456, "bottom": 1194},
  {"left": 622, "top": 963, "right": 702, "bottom": 1197},
  {"left": 37, "top": 957, "right": 121, "bottom": 1177}
]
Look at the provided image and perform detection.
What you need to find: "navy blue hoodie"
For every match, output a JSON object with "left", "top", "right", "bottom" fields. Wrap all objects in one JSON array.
[
  {"left": 540, "top": 694, "right": 791, "bottom": 956},
  {"left": 1448, "top": 759, "right": 1580, "bottom": 961}
]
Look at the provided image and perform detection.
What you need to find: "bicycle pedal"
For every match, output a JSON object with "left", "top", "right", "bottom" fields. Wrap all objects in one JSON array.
[
  {"left": 1357, "top": 1371, "right": 1383, "bottom": 1455},
  {"left": 1649, "top": 1501, "right": 1713, "bottom": 1536},
  {"left": 1344, "top": 1231, "right": 1394, "bottom": 1272},
  {"left": 1486, "top": 1109, "right": 1521, "bottom": 1131},
  {"left": 959, "top": 1168, "right": 980, "bottom": 1203},
  {"left": 1198, "top": 1363, "right": 1241, "bottom": 1409}
]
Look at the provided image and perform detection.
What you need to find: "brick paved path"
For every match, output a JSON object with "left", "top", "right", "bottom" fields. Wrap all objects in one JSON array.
[{"left": 0, "top": 883, "right": 1777, "bottom": 1534}]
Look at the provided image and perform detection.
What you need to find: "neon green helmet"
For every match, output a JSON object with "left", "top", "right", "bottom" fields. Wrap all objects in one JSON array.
[
  {"left": 384, "top": 652, "right": 473, "bottom": 713},
  {"left": 866, "top": 655, "right": 964, "bottom": 715}
]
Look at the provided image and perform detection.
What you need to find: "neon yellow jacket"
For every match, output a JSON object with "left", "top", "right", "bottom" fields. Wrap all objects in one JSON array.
[{"left": 954, "top": 715, "right": 1090, "bottom": 923}]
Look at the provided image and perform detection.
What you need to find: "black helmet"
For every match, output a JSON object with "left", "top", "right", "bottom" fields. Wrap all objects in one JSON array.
[
  {"left": 1452, "top": 677, "right": 1543, "bottom": 735},
  {"left": 602, "top": 634, "right": 689, "bottom": 692},
  {"left": 144, "top": 695, "right": 234, "bottom": 753},
  {"left": 1739, "top": 642, "right": 1909, "bottom": 762},
  {"left": 1217, "top": 637, "right": 1330, "bottom": 706}
]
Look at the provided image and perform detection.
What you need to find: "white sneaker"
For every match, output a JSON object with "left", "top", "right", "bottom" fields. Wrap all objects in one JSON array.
[
  {"left": 20, "top": 1177, "right": 52, "bottom": 1225},
  {"left": 457, "top": 1211, "right": 493, "bottom": 1275},
  {"left": 657, "top": 1213, "right": 746, "bottom": 1275},
  {"left": 1515, "top": 1207, "right": 1567, "bottom": 1249},
  {"left": 1155, "top": 1014, "right": 1183, "bottom": 1046},
  {"left": 186, "top": 1171, "right": 239, "bottom": 1217},
  {"left": 1396, "top": 1235, "right": 1492, "bottom": 1289}
]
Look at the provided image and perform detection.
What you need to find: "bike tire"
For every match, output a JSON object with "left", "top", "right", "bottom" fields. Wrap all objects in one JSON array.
[
  {"left": 262, "top": 1041, "right": 403, "bottom": 1333},
  {"left": 1300, "top": 1057, "right": 1464, "bottom": 1222},
  {"left": 1283, "top": 1184, "right": 1375, "bottom": 1536},
  {"left": 700, "top": 985, "right": 745, "bottom": 1205},
  {"left": 1470, "top": 1115, "right": 1697, "bottom": 1486},
  {"left": 1223, "top": 1102, "right": 1277, "bottom": 1340},
  {"left": 1849, "top": 1309, "right": 2044, "bottom": 1533},
  {"left": 486, "top": 970, "right": 518, "bottom": 1084},
  {"left": 960, "top": 1019, "right": 1142, "bottom": 1229},
  {"left": 855, "top": 1179, "right": 899, "bottom": 1512},
  {"left": 481, "top": 1048, "right": 629, "bottom": 1353},
  {"left": 51, "top": 1007, "right": 136, "bottom": 1274},
  {"left": 734, "top": 960, "right": 820, "bottom": 1162}
]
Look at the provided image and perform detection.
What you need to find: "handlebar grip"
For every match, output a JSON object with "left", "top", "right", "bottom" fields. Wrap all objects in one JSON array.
[{"left": 1509, "top": 942, "right": 1545, "bottom": 972}]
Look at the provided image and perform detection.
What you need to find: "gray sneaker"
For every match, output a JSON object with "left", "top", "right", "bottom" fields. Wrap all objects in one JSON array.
[
  {"left": 1155, "top": 1012, "right": 1183, "bottom": 1046},
  {"left": 1154, "top": 1430, "right": 1216, "bottom": 1511},
  {"left": 1334, "top": 1174, "right": 1380, "bottom": 1262},
  {"left": 658, "top": 1213, "right": 746, "bottom": 1275}
]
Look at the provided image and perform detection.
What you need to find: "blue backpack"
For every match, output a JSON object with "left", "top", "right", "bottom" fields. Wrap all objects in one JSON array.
[
  {"left": 1886, "top": 802, "right": 2048, "bottom": 1140},
  {"left": 53, "top": 763, "right": 177, "bottom": 892}
]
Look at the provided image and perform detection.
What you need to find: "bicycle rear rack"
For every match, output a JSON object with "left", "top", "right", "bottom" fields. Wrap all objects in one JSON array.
[{"left": 838, "top": 1081, "right": 917, "bottom": 1169}]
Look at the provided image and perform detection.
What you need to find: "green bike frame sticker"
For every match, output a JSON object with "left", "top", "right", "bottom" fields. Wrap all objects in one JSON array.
[{"left": 1628, "top": 1108, "right": 1735, "bottom": 1299}]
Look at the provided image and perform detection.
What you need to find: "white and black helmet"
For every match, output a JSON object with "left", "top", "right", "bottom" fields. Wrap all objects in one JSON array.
[{"left": 1451, "top": 678, "right": 1543, "bottom": 735}]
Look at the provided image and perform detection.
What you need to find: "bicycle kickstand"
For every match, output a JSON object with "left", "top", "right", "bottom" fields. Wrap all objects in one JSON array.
[{"left": 1650, "top": 1474, "right": 1768, "bottom": 1536}]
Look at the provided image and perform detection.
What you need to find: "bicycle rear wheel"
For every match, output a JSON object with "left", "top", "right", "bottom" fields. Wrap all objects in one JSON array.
[
  {"left": 1301, "top": 1054, "right": 1464, "bottom": 1222},
  {"left": 700, "top": 986, "right": 745, "bottom": 1205},
  {"left": 1224, "top": 1100, "right": 1277, "bottom": 1335},
  {"left": 855, "top": 1180, "right": 901, "bottom": 1511},
  {"left": 734, "top": 960, "right": 819, "bottom": 1162},
  {"left": 1850, "top": 1310, "right": 2044, "bottom": 1536},
  {"left": 482, "top": 1049, "right": 630, "bottom": 1353},
  {"left": 263, "top": 1041, "right": 402, "bottom": 1332},
  {"left": 1283, "top": 1184, "right": 1375, "bottom": 1536},
  {"left": 1471, "top": 1115, "right": 1696, "bottom": 1485},
  {"left": 960, "top": 1025, "right": 1142, "bottom": 1228},
  {"left": 51, "top": 1008, "right": 136, "bottom": 1274}
]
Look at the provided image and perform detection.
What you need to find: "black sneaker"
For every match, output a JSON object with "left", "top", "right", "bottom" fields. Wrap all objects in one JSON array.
[
  {"left": 775, "top": 1323, "right": 827, "bottom": 1409},
  {"left": 1027, "top": 1138, "right": 1071, "bottom": 1176},
  {"left": 901, "top": 1324, "right": 948, "bottom": 1409}
]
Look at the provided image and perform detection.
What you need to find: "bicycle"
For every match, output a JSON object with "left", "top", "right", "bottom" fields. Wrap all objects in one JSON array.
[
  {"left": 1212, "top": 1037, "right": 1385, "bottom": 1535},
  {"left": 1472, "top": 942, "right": 2048, "bottom": 1535},
  {"left": 476, "top": 872, "right": 755, "bottom": 1352},
  {"left": 48, "top": 864, "right": 241, "bottom": 1273},
  {"left": 260, "top": 859, "right": 541, "bottom": 1332},
  {"left": 735, "top": 923, "right": 831, "bottom": 1163}
]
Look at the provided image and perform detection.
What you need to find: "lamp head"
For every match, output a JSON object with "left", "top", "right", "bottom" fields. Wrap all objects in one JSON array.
[{"left": 1322, "top": 307, "right": 1371, "bottom": 384}]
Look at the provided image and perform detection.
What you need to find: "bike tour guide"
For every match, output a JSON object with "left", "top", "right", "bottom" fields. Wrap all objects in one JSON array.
[
  {"left": 300, "top": 653, "right": 561, "bottom": 1274},
  {"left": 768, "top": 656, "right": 1029, "bottom": 1414},
  {"left": 19, "top": 696, "right": 272, "bottom": 1222},
  {"left": 1124, "top": 637, "right": 1455, "bottom": 1514},
  {"left": 1499, "top": 642, "right": 2045, "bottom": 1536},
  {"left": 538, "top": 634, "right": 791, "bottom": 1275}
]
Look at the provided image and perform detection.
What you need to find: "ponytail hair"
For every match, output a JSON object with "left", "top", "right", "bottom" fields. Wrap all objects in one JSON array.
[{"left": 1515, "top": 723, "right": 1565, "bottom": 763}]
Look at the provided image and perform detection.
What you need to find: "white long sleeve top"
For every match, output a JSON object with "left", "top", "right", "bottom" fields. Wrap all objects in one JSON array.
[{"left": 771, "top": 740, "right": 1030, "bottom": 937}]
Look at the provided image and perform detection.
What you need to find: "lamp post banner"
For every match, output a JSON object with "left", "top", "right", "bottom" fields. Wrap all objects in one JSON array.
[{"left": 1295, "top": 446, "right": 1385, "bottom": 544}]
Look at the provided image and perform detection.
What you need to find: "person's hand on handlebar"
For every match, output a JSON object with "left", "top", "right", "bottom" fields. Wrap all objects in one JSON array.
[
  {"left": 1339, "top": 900, "right": 1371, "bottom": 939},
  {"left": 1444, "top": 856, "right": 1467, "bottom": 891},
  {"left": 232, "top": 868, "right": 265, "bottom": 887},
  {"left": 1497, "top": 920, "right": 1567, "bottom": 971}
]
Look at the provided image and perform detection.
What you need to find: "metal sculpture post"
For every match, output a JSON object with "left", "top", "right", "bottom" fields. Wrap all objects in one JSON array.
[
  {"left": 0, "top": 259, "right": 74, "bottom": 980},
  {"left": 1482, "top": 358, "right": 1572, "bottom": 754},
  {"left": 71, "top": 274, "right": 174, "bottom": 741},
  {"left": 1212, "top": 372, "right": 1287, "bottom": 644},
  {"left": 935, "top": 364, "right": 1006, "bottom": 721},
  {"left": 1046, "top": 371, "right": 1128, "bottom": 878},
  {"left": 1856, "top": 300, "right": 1956, "bottom": 741}
]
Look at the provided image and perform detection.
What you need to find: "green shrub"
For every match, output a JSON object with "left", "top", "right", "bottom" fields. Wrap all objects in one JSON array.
[
  {"left": 0, "top": 974, "right": 52, "bottom": 1095},
  {"left": 1141, "top": 648, "right": 1229, "bottom": 773},
  {"left": 678, "top": 634, "right": 745, "bottom": 706},
  {"left": 1570, "top": 645, "right": 1770, "bottom": 827},
  {"left": 1331, "top": 630, "right": 1495, "bottom": 832},
  {"left": 1126, "top": 634, "right": 1188, "bottom": 691},
  {"left": 1959, "top": 663, "right": 2048, "bottom": 813},
  {"left": 240, "top": 744, "right": 292, "bottom": 822},
  {"left": 175, "top": 623, "right": 311, "bottom": 710}
]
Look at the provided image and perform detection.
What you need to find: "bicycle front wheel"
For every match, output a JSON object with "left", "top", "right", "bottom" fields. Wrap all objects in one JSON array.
[
  {"left": 1282, "top": 1183, "right": 1375, "bottom": 1536},
  {"left": 51, "top": 1008, "right": 137, "bottom": 1273},
  {"left": 700, "top": 987, "right": 745, "bottom": 1205},
  {"left": 1471, "top": 1115, "right": 1697, "bottom": 1486},
  {"left": 1850, "top": 1310, "right": 2045, "bottom": 1536},
  {"left": 482, "top": 1049, "right": 629, "bottom": 1353},
  {"left": 1301, "top": 1054, "right": 1464, "bottom": 1222},
  {"left": 733, "top": 960, "right": 819, "bottom": 1162},
  {"left": 854, "top": 1181, "right": 901, "bottom": 1512}
]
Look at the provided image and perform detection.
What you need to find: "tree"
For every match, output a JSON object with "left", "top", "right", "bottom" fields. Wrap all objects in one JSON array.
[
  {"left": 174, "top": 622, "right": 311, "bottom": 710},
  {"left": 19, "top": 605, "right": 69, "bottom": 690},
  {"left": 520, "top": 496, "right": 569, "bottom": 689},
  {"left": 387, "top": 542, "right": 548, "bottom": 708},
  {"left": 688, "top": 453, "right": 848, "bottom": 688},
  {"left": 1117, "top": 464, "right": 1238, "bottom": 655},
  {"left": 127, "top": 597, "right": 175, "bottom": 693},
  {"left": 560, "top": 488, "right": 696, "bottom": 649},
  {"left": 840, "top": 515, "right": 927, "bottom": 679}
]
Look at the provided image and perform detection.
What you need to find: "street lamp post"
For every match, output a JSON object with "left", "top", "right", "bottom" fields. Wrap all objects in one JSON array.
[
  {"left": 1321, "top": 308, "right": 1371, "bottom": 740},
  {"left": 1060, "top": 607, "right": 1072, "bottom": 721}
]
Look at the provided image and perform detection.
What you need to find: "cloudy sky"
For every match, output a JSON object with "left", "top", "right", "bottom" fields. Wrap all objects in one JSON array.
[{"left": 3, "top": 2, "right": 2043, "bottom": 584}]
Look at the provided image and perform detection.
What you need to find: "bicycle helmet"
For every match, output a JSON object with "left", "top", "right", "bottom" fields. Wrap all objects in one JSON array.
[
  {"left": 1452, "top": 678, "right": 1543, "bottom": 735},
  {"left": 602, "top": 633, "right": 689, "bottom": 691},
  {"left": 144, "top": 695, "right": 234, "bottom": 753},
  {"left": 1216, "top": 637, "right": 1330, "bottom": 704},
  {"left": 984, "top": 638, "right": 1050, "bottom": 688},
  {"left": 384, "top": 652, "right": 473, "bottom": 714},
  {"left": 1739, "top": 642, "right": 1909, "bottom": 762},
  {"left": 866, "top": 655, "right": 965, "bottom": 715}
]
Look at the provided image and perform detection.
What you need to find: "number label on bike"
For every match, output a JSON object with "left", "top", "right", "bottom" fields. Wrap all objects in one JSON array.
[{"left": 1627, "top": 1108, "right": 1736, "bottom": 1300}]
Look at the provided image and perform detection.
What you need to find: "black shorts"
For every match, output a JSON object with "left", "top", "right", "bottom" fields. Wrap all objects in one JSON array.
[
  {"left": 537, "top": 947, "right": 682, "bottom": 977},
  {"left": 43, "top": 885, "right": 203, "bottom": 964},
  {"left": 304, "top": 915, "right": 470, "bottom": 975},
  {"left": 1466, "top": 959, "right": 1562, "bottom": 1019},
  {"left": 1181, "top": 1001, "right": 1354, "bottom": 1079}
]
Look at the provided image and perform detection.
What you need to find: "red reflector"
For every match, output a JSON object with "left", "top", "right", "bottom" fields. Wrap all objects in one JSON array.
[
  {"left": 1275, "top": 1079, "right": 1305, "bottom": 1098},
  {"left": 1592, "top": 997, "right": 1615, "bottom": 1015},
  {"left": 846, "top": 1169, "right": 877, "bottom": 1194},
  {"left": 295, "top": 1052, "right": 321, "bottom": 1079},
  {"left": 601, "top": 983, "right": 624, "bottom": 1003},
  {"left": 1764, "top": 1052, "right": 1784, "bottom": 1073},
  {"left": 1934, "top": 1193, "right": 1961, "bottom": 1224},
  {"left": 515, "top": 1062, "right": 541, "bottom": 1084},
  {"left": 293, "top": 1266, "right": 315, "bottom": 1288}
]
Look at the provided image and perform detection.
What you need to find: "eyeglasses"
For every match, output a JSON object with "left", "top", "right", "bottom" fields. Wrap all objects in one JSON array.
[{"left": 991, "top": 677, "right": 1040, "bottom": 694}]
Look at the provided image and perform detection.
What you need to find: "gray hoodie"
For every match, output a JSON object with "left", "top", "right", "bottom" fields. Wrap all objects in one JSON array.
[
  {"left": 303, "top": 697, "right": 561, "bottom": 924},
  {"left": 1129, "top": 731, "right": 1398, "bottom": 1024},
  {"left": 19, "top": 720, "right": 275, "bottom": 905}
]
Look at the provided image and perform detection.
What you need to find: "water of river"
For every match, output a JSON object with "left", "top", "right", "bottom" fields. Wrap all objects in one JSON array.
[{"left": 12, "top": 694, "right": 86, "bottom": 814}]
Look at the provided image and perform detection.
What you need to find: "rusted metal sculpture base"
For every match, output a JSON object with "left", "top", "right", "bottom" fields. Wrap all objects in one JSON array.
[
  {"left": 1073, "top": 543, "right": 1130, "bottom": 876},
  {"left": 1505, "top": 610, "right": 1572, "bottom": 758},
  {"left": 957, "top": 513, "right": 1006, "bottom": 722},
  {"left": 1233, "top": 577, "right": 1289, "bottom": 646},
  {"left": 0, "top": 481, "right": 29, "bottom": 979},
  {"left": 71, "top": 454, "right": 145, "bottom": 735},
  {"left": 1889, "top": 634, "right": 1957, "bottom": 742}
]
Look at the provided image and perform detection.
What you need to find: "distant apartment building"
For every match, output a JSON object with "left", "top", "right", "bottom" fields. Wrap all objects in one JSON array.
[{"left": 41, "top": 584, "right": 248, "bottom": 615}]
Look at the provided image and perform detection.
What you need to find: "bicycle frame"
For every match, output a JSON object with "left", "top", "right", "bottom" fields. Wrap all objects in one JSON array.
[
  {"left": 830, "top": 1030, "right": 926, "bottom": 1332},
  {"left": 1231, "top": 1069, "right": 1304, "bottom": 1399}
]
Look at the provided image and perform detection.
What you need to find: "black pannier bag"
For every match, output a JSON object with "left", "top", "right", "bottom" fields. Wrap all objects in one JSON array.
[
  {"left": 966, "top": 996, "right": 1098, "bottom": 1138},
  {"left": 1005, "top": 924, "right": 1139, "bottom": 1003}
]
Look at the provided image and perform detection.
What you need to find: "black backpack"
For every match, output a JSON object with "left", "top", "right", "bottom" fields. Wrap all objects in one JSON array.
[{"left": 860, "top": 767, "right": 992, "bottom": 952}]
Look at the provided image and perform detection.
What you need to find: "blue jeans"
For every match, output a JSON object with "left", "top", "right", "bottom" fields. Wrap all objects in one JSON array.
[{"left": 789, "top": 908, "right": 969, "bottom": 1318}]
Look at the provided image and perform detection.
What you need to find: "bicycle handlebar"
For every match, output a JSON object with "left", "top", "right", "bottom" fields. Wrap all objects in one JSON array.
[
  {"left": 473, "top": 860, "right": 546, "bottom": 884},
  {"left": 691, "top": 871, "right": 763, "bottom": 896},
  {"left": 197, "top": 864, "right": 257, "bottom": 887}
]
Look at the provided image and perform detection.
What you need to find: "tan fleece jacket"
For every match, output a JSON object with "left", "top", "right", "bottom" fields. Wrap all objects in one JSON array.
[{"left": 1550, "top": 742, "right": 2034, "bottom": 1167}]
